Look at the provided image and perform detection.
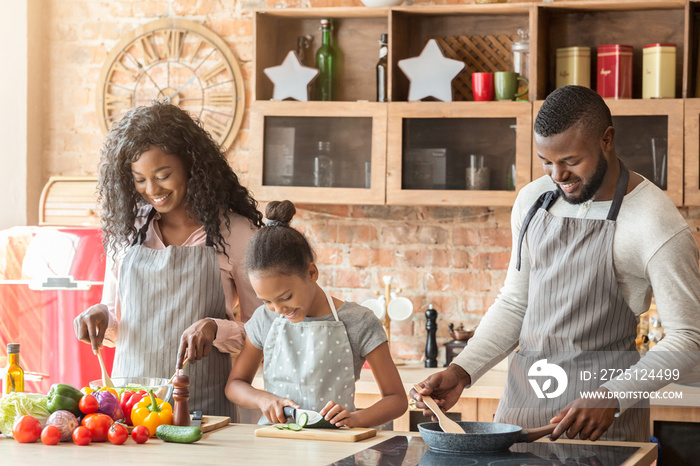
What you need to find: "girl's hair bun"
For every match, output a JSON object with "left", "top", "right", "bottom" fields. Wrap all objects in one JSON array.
[{"left": 265, "top": 200, "right": 296, "bottom": 227}]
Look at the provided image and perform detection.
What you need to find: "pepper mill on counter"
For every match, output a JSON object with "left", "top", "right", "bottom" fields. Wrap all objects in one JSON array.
[
  {"left": 425, "top": 304, "right": 438, "bottom": 368},
  {"left": 172, "top": 374, "right": 191, "bottom": 426}
]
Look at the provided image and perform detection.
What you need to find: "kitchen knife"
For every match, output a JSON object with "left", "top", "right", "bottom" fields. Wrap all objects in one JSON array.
[
  {"left": 190, "top": 410, "right": 203, "bottom": 428},
  {"left": 282, "top": 406, "right": 338, "bottom": 429}
]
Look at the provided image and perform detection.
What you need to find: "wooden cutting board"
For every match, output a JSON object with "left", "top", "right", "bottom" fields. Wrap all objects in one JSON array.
[
  {"left": 254, "top": 425, "right": 376, "bottom": 442},
  {"left": 126, "top": 415, "right": 230, "bottom": 433},
  {"left": 200, "top": 415, "right": 230, "bottom": 433}
]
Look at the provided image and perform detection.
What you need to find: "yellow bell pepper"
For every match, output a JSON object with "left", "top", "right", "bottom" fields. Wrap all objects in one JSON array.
[{"left": 131, "top": 390, "right": 173, "bottom": 437}]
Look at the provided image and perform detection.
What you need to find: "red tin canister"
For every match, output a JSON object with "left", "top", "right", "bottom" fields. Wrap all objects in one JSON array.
[{"left": 597, "top": 44, "right": 633, "bottom": 99}]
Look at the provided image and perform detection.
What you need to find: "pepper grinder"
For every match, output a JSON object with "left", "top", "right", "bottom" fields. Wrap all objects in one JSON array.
[
  {"left": 425, "top": 304, "right": 438, "bottom": 368},
  {"left": 172, "top": 374, "right": 191, "bottom": 426}
]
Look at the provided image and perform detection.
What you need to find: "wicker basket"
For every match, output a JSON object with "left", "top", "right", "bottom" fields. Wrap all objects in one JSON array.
[{"left": 433, "top": 34, "right": 518, "bottom": 101}]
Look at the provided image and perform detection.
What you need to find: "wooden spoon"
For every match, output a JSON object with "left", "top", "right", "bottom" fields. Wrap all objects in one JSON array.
[
  {"left": 167, "top": 359, "right": 189, "bottom": 385},
  {"left": 154, "top": 359, "right": 190, "bottom": 400},
  {"left": 413, "top": 384, "right": 466, "bottom": 434},
  {"left": 96, "top": 348, "right": 115, "bottom": 388}
]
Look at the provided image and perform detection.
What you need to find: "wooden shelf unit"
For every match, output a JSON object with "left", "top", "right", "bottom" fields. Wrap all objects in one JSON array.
[
  {"left": 253, "top": 8, "right": 388, "bottom": 103},
  {"left": 250, "top": 2, "right": 700, "bottom": 206},
  {"left": 390, "top": 5, "right": 531, "bottom": 103},
  {"left": 533, "top": 1, "right": 687, "bottom": 100}
]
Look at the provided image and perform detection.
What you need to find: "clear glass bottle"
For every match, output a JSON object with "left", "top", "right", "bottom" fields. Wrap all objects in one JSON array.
[
  {"left": 376, "top": 34, "right": 388, "bottom": 102},
  {"left": 5, "top": 343, "right": 24, "bottom": 394},
  {"left": 313, "top": 141, "right": 334, "bottom": 187},
  {"left": 315, "top": 19, "right": 337, "bottom": 101}
]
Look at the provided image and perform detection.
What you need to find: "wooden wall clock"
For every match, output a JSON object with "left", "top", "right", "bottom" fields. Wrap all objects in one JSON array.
[{"left": 96, "top": 18, "right": 245, "bottom": 149}]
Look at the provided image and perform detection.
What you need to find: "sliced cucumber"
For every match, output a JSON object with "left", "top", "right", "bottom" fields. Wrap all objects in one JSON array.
[
  {"left": 297, "top": 412, "right": 309, "bottom": 428},
  {"left": 274, "top": 424, "right": 288, "bottom": 430},
  {"left": 287, "top": 423, "right": 302, "bottom": 431}
]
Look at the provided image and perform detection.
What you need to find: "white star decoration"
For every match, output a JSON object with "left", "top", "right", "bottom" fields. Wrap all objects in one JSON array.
[
  {"left": 264, "top": 51, "right": 319, "bottom": 102},
  {"left": 398, "top": 39, "right": 466, "bottom": 102}
]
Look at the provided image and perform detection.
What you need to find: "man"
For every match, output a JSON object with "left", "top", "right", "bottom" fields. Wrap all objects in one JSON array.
[{"left": 412, "top": 85, "right": 700, "bottom": 442}]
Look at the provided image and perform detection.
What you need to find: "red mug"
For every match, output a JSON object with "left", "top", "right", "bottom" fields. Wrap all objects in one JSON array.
[{"left": 472, "top": 72, "right": 495, "bottom": 101}]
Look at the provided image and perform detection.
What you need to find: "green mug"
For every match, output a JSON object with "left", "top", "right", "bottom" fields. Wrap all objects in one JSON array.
[{"left": 495, "top": 71, "right": 529, "bottom": 101}]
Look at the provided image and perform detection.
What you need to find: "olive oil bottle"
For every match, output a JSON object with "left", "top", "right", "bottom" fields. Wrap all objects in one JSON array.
[{"left": 5, "top": 343, "right": 24, "bottom": 393}]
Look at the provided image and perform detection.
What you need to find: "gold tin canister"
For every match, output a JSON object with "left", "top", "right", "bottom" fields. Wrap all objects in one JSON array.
[
  {"left": 643, "top": 43, "right": 676, "bottom": 99},
  {"left": 556, "top": 46, "right": 591, "bottom": 88}
]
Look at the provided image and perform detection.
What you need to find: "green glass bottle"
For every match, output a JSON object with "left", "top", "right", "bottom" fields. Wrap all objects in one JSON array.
[{"left": 315, "top": 19, "right": 336, "bottom": 101}]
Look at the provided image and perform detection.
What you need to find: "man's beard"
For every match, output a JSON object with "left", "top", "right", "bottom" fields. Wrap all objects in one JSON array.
[{"left": 557, "top": 152, "right": 608, "bottom": 204}]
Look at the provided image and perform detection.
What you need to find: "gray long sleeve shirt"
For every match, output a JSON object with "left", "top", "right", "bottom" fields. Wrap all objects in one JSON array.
[{"left": 453, "top": 175, "right": 700, "bottom": 412}]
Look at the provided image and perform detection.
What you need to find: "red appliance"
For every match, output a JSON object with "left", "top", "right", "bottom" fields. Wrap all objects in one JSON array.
[
  {"left": 597, "top": 44, "right": 633, "bottom": 99},
  {"left": 0, "top": 226, "right": 114, "bottom": 394}
]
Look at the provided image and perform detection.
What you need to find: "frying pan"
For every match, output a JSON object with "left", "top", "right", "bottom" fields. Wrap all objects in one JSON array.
[{"left": 417, "top": 421, "right": 557, "bottom": 453}]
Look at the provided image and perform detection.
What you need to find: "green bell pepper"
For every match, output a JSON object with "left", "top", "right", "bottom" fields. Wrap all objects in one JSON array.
[{"left": 47, "top": 383, "right": 84, "bottom": 416}]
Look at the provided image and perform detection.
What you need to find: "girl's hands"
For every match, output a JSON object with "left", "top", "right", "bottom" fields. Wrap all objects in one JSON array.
[
  {"left": 258, "top": 394, "right": 300, "bottom": 424},
  {"left": 319, "top": 401, "right": 355, "bottom": 427}
]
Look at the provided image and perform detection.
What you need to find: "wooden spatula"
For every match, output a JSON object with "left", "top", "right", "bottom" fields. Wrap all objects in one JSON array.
[
  {"left": 413, "top": 384, "right": 466, "bottom": 434},
  {"left": 96, "top": 348, "right": 115, "bottom": 388}
]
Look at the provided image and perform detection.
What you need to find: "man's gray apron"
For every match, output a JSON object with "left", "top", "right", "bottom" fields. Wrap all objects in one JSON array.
[
  {"left": 113, "top": 208, "right": 235, "bottom": 418},
  {"left": 496, "top": 161, "right": 648, "bottom": 442},
  {"left": 261, "top": 289, "right": 355, "bottom": 422}
]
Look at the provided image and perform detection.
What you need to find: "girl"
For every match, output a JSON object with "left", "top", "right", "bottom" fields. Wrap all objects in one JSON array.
[
  {"left": 74, "top": 102, "right": 263, "bottom": 418},
  {"left": 226, "top": 200, "right": 407, "bottom": 427}
]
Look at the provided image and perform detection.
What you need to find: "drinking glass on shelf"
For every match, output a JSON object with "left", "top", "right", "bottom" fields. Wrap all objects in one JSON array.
[
  {"left": 466, "top": 154, "right": 490, "bottom": 190},
  {"left": 651, "top": 137, "right": 667, "bottom": 190}
]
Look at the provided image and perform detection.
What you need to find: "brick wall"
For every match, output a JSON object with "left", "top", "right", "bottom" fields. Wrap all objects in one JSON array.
[{"left": 41, "top": 0, "right": 700, "bottom": 364}]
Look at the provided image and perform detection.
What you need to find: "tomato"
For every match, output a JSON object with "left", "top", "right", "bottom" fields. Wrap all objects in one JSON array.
[
  {"left": 12, "top": 415, "right": 42, "bottom": 443},
  {"left": 40, "top": 425, "right": 61, "bottom": 445},
  {"left": 72, "top": 426, "right": 92, "bottom": 445},
  {"left": 131, "top": 425, "right": 149, "bottom": 444},
  {"left": 81, "top": 413, "right": 113, "bottom": 442},
  {"left": 79, "top": 394, "right": 99, "bottom": 414},
  {"left": 108, "top": 423, "right": 128, "bottom": 445}
]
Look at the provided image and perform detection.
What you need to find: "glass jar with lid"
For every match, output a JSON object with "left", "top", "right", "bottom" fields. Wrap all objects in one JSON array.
[{"left": 511, "top": 29, "right": 529, "bottom": 100}]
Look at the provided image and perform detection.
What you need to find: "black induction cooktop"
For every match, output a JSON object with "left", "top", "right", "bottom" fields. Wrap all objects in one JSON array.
[{"left": 331, "top": 435, "right": 643, "bottom": 466}]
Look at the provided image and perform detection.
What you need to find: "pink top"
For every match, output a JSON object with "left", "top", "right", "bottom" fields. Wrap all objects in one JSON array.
[{"left": 102, "top": 207, "right": 260, "bottom": 355}]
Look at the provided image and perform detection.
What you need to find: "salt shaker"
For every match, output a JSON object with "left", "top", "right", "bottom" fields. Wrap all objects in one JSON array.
[{"left": 172, "top": 374, "right": 191, "bottom": 426}]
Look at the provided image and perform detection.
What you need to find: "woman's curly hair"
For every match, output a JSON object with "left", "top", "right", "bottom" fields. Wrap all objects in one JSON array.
[{"left": 98, "top": 101, "right": 263, "bottom": 258}]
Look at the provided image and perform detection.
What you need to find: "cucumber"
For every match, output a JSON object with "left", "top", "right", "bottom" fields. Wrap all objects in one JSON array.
[
  {"left": 287, "top": 423, "right": 302, "bottom": 431},
  {"left": 155, "top": 424, "right": 203, "bottom": 443},
  {"left": 297, "top": 412, "right": 309, "bottom": 428}
]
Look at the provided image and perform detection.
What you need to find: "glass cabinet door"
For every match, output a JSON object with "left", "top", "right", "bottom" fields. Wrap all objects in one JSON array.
[
  {"left": 250, "top": 102, "right": 387, "bottom": 205},
  {"left": 612, "top": 115, "right": 669, "bottom": 190},
  {"left": 263, "top": 116, "right": 372, "bottom": 189},
  {"left": 387, "top": 102, "right": 532, "bottom": 206},
  {"left": 401, "top": 117, "right": 517, "bottom": 192},
  {"left": 531, "top": 99, "right": 683, "bottom": 206}
]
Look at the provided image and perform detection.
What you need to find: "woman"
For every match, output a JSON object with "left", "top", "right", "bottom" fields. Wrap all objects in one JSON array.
[{"left": 74, "top": 102, "right": 263, "bottom": 418}]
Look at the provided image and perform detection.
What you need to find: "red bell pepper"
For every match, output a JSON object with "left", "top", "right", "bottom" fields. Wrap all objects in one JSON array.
[{"left": 119, "top": 390, "right": 147, "bottom": 426}]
